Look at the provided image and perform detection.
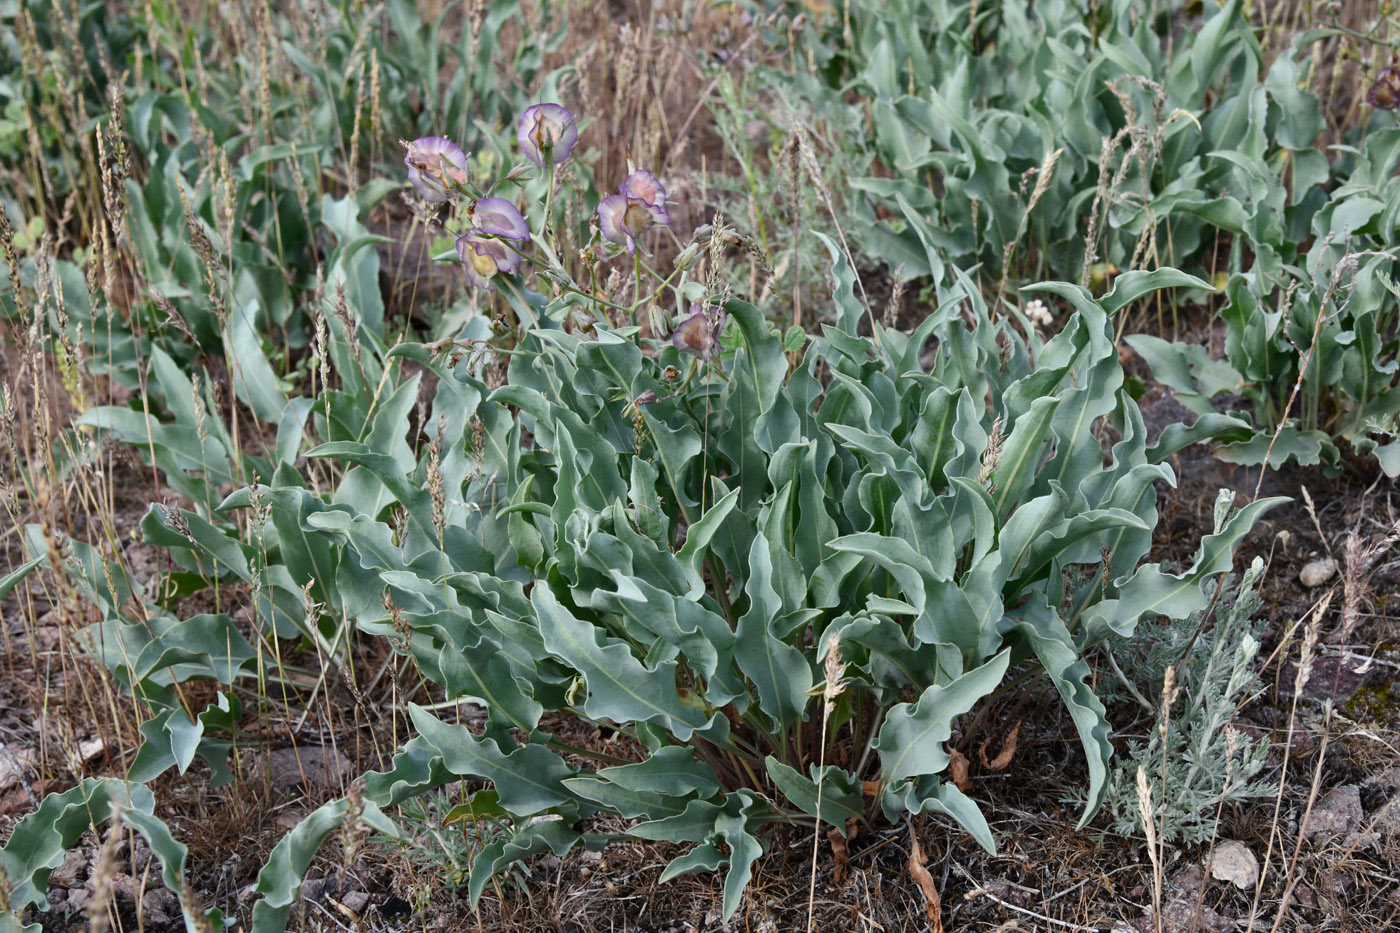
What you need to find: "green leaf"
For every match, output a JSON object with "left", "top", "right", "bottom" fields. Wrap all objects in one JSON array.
[
  {"left": 764, "top": 758, "right": 864, "bottom": 832},
  {"left": 734, "top": 531, "right": 813, "bottom": 728},
  {"left": 534, "top": 587, "right": 721, "bottom": 741},
  {"left": 251, "top": 798, "right": 397, "bottom": 933},
  {"left": 875, "top": 651, "right": 1011, "bottom": 785},
  {"left": 0, "top": 555, "right": 44, "bottom": 601}
]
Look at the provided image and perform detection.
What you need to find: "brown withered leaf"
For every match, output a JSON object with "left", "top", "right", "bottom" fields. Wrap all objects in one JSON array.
[
  {"left": 828, "top": 828, "right": 849, "bottom": 884},
  {"left": 949, "top": 747, "right": 972, "bottom": 791},
  {"left": 862, "top": 779, "right": 885, "bottom": 797},
  {"left": 907, "top": 826, "right": 943, "bottom": 933},
  {"left": 979, "top": 720, "right": 1021, "bottom": 771}
]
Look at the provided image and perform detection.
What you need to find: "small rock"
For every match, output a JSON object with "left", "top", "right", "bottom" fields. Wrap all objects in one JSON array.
[
  {"left": 301, "top": 878, "right": 328, "bottom": 903},
  {"left": 1160, "top": 897, "right": 1234, "bottom": 932},
  {"left": 266, "top": 745, "right": 353, "bottom": 793},
  {"left": 0, "top": 748, "right": 35, "bottom": 792},
  {"left": 131, "top": 840, "right": 155, "bottom": 877},
  {"left": 108, "top": 872, "right": 136, "bottom": 902},
  {"left": 65, "top": 885, "right": 90, "bottom": 912},
  {"left": 339, "top": 890, "right": 370, "bottom": 914},
  {"left": 1303, "top": 784, "right": 1377, "bottom": 848},
  {"left": 1128, "top": 897, "right": 1235, "bottom": 932},
  {"left": 1171, "top": 864, "right": 1206, "bottom": 899},
  {"left": 1300, "top": 557, "right": 1337, "bottom": 588},
  {"left": 1364, "top": 769, "right": 1400, "bottom": 837},
  {"left": 50, "top": 850, "right": 88, "bottom": 886},
  {"left": 78, "top": 737, "right": 106, "bottom": 765},
  {"left": 142, "top": 886, "right": 180, "bottom": 925},
  {"left": 1208, "top": 840, "right": 1259, "bottom": 890}
]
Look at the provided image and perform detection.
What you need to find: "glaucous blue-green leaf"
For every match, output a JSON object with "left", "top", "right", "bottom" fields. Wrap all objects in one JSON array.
[
  {"left": 534, "top": 587, "right": 723, "bottom": 741},
  {"left": 734, "top": 531, "right": 813, "bottom": 728},
  {"left": 764, "top": 758, "right": 864, "bottom": 832},
  {"left": 875, "top": 650, "right": 1011, "bottom": 785}
]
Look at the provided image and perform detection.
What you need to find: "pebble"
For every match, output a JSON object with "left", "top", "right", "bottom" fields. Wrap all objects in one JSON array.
[
  {"left": 1207, "top": 839, "right": 1259, "bottom": 890},
  {"left": 1300, "top": 556, "right": 1337, "bottom": 588}
]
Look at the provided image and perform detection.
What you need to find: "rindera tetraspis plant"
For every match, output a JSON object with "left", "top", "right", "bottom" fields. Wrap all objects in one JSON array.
[{"left": 225, "top": 256, "right": 1281, "bottom": 922}]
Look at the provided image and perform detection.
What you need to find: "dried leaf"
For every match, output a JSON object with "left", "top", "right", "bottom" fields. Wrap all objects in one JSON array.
[
  {"left": 861, "top": 779, "right": 885, "bottom": 797},
  {"left": 828, "top": 828, "right": 849, "bottom": 884},
  {"left": 979, "top": 720, "right": 1021, "bottom": 771},
  {"left": 949, "top": 747, "right": 972, "bottom": 791},
  {"left": 907, "top": 826, "right": 943, "bottom": 933}
]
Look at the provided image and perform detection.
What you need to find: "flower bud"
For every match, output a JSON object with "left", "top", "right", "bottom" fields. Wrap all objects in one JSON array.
[{"left": 673, "top": 242, "right": 702, "bottom": 272}]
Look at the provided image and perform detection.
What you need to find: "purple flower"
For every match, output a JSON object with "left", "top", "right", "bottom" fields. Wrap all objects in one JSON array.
[
  {"left": 597, "top": 170, "right": 670, "bottom": 254},
  {"left": 457, "top": 231, "right": 522, "bottom": 291},
  {"left": 468, "top": 197, "right": 530, "bottom": 242},
  {"left": 1369, "top": 66, "right": 1400, "bottom": 111},
  {"left": 517, "top": 103, "right": 578, "bottom": 166},
  {"left": 619, "top": 170, "right": 669, "bottom": 224},
  {"left": 672, "top": 304, "right": 726, "bottom": 362},
  {"left": 404, "top": 136, "right": 467, "bottom": 203}
]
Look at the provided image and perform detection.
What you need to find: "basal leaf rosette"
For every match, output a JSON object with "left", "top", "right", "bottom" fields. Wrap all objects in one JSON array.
[{"left": 250, "top": 259, "right": 1279, "bottom": 924}]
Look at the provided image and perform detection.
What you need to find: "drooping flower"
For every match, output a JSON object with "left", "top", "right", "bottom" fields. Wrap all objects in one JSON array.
[
  {"left": 1368, "top": 66, "right": 1400, "bottom": 111},
  {"left": 619, "top": 170, "right": 669, "bottom": 225},
  {"left": 467, "top": 197, "right": 531, "bottom": 242},
  {"left": 404, "top": 136, "right": 468, "bottom": 203},
  {"left": 456, "top": 230, "right": 523, "bottom": 291},
  {"left": 597, "top": 170, "right": 670, "bottom": 254},
  {"left": 517, "top": 103, "right": 578, "bottom": 166},
  {"left": 672, "top": 304, "right": 726, "bottom": 362}
]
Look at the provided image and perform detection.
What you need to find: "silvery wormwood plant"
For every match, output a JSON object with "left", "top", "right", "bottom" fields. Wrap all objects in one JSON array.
[{"left": 0, "top": 104, "right": 1283, "bottom": 932}]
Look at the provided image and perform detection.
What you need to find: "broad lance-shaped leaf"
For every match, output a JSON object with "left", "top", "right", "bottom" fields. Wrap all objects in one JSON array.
[
  {"left": 250, "top": 797, "right": 397, "bottom": 933},
  {"left": 676, "top": 486, "right": 740, "bottom": 598},
  {"left": 1147, "top": 412, "right": 1254, "bottom": 462},
  {"left": 734, "top": 530, "right": 813, "bottom": 728},
  {"left": 437, "top": 639, "right": 543, "bottom": 734},
  {"left": 0, "top": 777, "right": 232, "bottom": 932},
  {"left": 881, "top": 776, "right": 996, "bottom": 853},
  {"left": 638, "top": 791, "right": 769, "bottom": 921},
  {"left": 562, "top": 776, "right": 692, "bottom": 820},
  {"left": 1001, "top": 603, "right": 1112, "bottom": 826},
  {"left": 764, "top": 758, "right": 864, "bottom": 832},
  {"left": 534, "top": 586, "right": 723, "bottom": 741},
  {"left": 1, "top": 780, "right": 155, "bottom": 915},
  {"left": 1081, "top": 495, "right": 1288, "bottom": 643},
  {"left": 991, "top": 395, "right": 1059, "bottom": 518},
  {"left": 875, "top": 650, "right": 1011, "bottom": 785},
  {"left": 362, "top": 705, "right": 577, "bottom": 815},
  {"left": 826, "top": 533, "right": 980, "bottom": 656},
  {"left": 815, "top": 232, "right": 866, "bottom": 335},
  {"left": 643, "top": 410, "right": 706, "bottom": 514},
  {"left": 596, "top": 746, "right": 724, "bottom": 798},
  {"left": 467, "top": 820, "right": 584, "bottom": 906},
  {"left": 0, "top": 554, "right": 43, "bottom": 601}
]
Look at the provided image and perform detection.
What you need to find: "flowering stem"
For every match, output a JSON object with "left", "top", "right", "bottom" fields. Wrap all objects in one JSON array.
[{"left": 542, "top": 160, "right": 556, "bottom": 237}]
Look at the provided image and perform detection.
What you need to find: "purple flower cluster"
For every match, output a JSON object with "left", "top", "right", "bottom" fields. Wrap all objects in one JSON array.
[
  {"left": 672, "top": 304, "right": 725, "bottom": 362},
  {"left": 517, "top": 103, "right": 579, "bottom": 166},
  {"left": 405, "top": 105, "right": 677, "bottom": 290}
]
